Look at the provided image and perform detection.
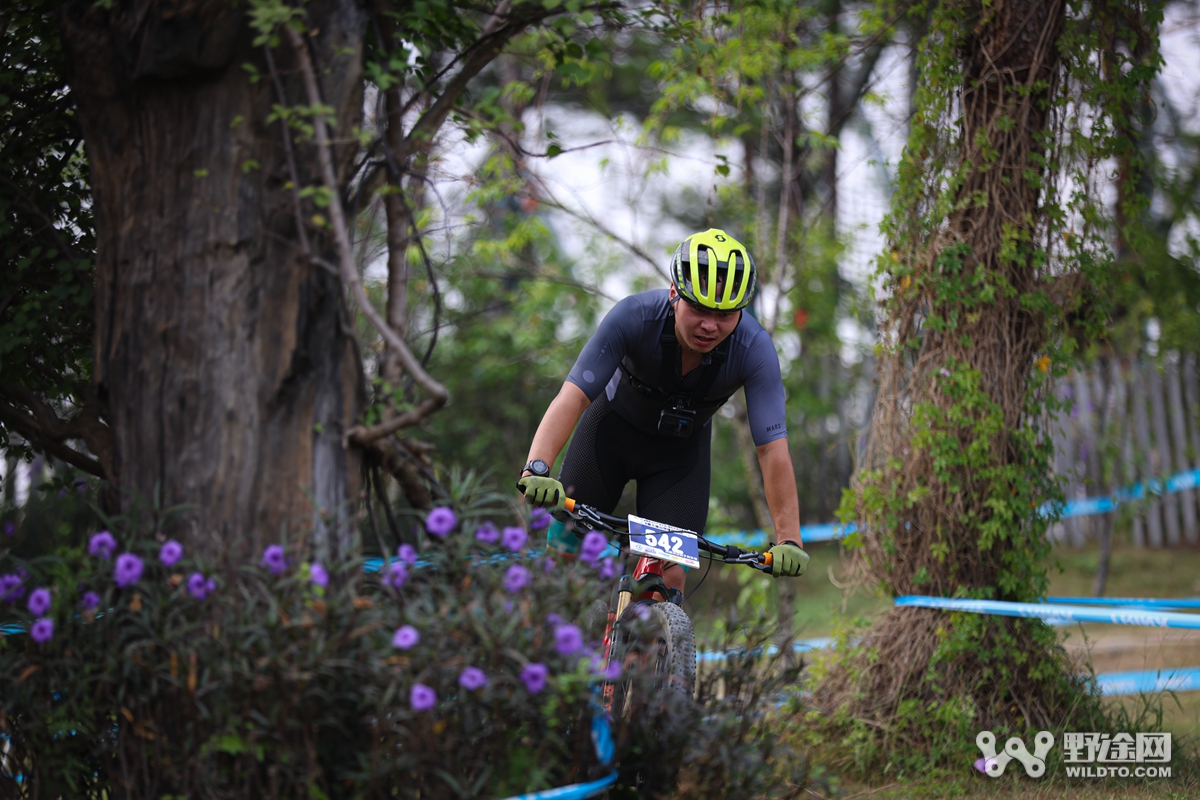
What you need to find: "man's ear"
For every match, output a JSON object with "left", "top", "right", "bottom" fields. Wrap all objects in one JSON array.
[{"left": 668, "top": 283, "right": 678, "bottom": 301}]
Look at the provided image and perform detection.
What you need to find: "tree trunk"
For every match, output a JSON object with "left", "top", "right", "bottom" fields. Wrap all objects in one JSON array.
[
  {"left": 815, "top": 0, "right": 1111, "bottom": 745},
  {"left": 60, "top": 0, "right": 367, "bottom": 562}
]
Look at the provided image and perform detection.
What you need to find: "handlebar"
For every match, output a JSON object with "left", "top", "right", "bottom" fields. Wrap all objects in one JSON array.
[{"left": 522, "top": 485, "right": 773, "bottom": 572}]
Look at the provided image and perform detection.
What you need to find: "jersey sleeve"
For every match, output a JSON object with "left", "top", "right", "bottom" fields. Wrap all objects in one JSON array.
[
  {"left": 742, "top": 331, "right": 788, "bottom": 446},
  {"left": 565, "top": 294, "right": 644, "bottom": 401}
]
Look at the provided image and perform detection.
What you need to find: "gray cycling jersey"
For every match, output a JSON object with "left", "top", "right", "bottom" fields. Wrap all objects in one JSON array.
[{"left": 565, "top": 289, "right": 787, "bottom": 445}]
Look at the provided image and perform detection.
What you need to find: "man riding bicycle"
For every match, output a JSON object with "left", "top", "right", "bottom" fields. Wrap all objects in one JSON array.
[{"left": 518, "top": 229, "right": 808, "bottom": 596}]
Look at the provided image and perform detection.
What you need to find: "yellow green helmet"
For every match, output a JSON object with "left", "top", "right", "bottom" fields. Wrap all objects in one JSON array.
[{"left": 670, "top": 228, "right": 757, "bottom": 311}]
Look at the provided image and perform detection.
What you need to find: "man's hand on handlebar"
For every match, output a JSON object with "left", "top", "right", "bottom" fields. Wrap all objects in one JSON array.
[
  {"left": 517, "top": 475, "right": 566, "bottom": 512},
  {"left": 767, "top": 541, "right": 808, "bottom": 578}
]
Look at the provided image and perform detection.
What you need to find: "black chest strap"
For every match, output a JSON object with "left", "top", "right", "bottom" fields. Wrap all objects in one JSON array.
[{"left": 657, "top": 311, "right": 730, "bottom": 408}]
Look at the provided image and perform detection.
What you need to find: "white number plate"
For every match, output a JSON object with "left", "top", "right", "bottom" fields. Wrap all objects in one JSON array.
[{"left": 627, "top": 514, "right": 699, "bottom": 569}]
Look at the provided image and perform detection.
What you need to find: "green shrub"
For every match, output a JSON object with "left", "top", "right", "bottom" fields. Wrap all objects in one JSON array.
[{"left": 0, "top": 484, "right": 811, "bottom": 798}]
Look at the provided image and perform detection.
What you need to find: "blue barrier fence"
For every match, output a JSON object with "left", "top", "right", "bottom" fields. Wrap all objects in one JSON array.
[
  {"left": 502, "top": 701, "right": 616, "bottom": 800},
  {"left": 697, "top": 637, "right": 832, "bottom": 663},
  {"left": 1096, "top": 666, "right": 1200, "bottom": 696},
  {"left": 504, "top": 772, "right": 618, "bottom": 800},
  {"left": 897, "top": 595, "right": 1200, "bottom": 698},
  {"left": 895, "top": 595, "right": 1200, "bottom": 629},
  {"left": 353, "top": 464, "right": 1200, "bottom": 559},
  {"left": 703, "top": 465, "right": 1200, "bottom": 547},
  {"left": 1045, "top": 596, "right": 1200, "bottom": 611}
]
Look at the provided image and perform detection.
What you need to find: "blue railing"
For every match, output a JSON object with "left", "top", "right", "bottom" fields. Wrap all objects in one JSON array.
[
  {"left": 704, "top": 465, "right": 1200, "bottom": 547},
  {"left": 895, "top": 595, "right": 1200, "bottom": 630}
]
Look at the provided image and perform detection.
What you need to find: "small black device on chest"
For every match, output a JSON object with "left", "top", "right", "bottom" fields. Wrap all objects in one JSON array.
[{"left": 654, "top": 312, "right": 728, "bottom": 438}]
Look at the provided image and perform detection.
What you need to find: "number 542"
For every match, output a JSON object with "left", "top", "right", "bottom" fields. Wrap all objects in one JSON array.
[{"left": 646, "top": 533, "right": 684, "bottom": 554}]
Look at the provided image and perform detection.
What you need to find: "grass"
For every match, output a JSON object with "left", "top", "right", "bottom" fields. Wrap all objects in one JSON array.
[
  {"left": 821, "top": 775, "right": 1200, "bottom": 799},
  {"left": 684, "top": 537, "right": 1200, "bottom": 796}
]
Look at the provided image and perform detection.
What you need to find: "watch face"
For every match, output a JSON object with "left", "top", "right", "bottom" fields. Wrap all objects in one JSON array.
[{"left": 529, "top": 459, "right": 550, "bottom": 476}]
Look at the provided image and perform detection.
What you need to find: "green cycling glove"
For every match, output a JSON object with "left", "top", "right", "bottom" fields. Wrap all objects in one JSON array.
[
  {"left": 768, "top": 542, "right": 809, "bottom": 578},
  {"left": 518, "top": 475, "right": 566, "bottom": 512}
]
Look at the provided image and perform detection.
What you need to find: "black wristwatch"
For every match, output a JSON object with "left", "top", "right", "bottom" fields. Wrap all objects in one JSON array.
[{"left": 522, "top": 459, "right": 551, "bottom": 477}]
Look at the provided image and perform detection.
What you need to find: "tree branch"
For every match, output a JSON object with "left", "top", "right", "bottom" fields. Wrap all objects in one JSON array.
[
  {"left": 0, "top": 385, "right": 109, "bottom": 478},
  {"left": 533, "top": 192, "right": 669, "bottom": 280},
  {"left": 263, "top": 43, "right": 313, "bottom": 257},
  {"left": 397, "top": 5, "right": 581, "bottom": 162},
  {"left": 284, "top": 26, "right": 448, "bottom": 445}
]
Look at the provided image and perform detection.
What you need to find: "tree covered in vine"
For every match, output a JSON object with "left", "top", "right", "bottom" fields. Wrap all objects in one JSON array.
[{"left": 813, "top": 0, "right": 1163, "bottom": 773}]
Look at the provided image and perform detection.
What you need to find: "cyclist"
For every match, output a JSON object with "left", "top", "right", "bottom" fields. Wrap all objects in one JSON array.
[{"left": 518, "top": 229, "right": 808, "bottom": 596}]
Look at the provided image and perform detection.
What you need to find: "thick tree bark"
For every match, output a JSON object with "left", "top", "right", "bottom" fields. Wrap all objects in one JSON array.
[{"left": 60, "top": 0, "right": 367, "bottom": 562}]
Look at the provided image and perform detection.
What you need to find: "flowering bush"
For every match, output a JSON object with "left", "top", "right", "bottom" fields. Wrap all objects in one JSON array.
[
  {"left": 1, "top": 484, "right": 811, "bottom": 798},
  {"left": 0, "top": 499, "right": 627, "bottom": 798}
]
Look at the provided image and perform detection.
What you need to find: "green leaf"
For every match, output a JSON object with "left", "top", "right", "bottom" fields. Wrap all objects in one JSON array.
[{"left": 215, "top": 734, "right": 247, "bottom": 755}]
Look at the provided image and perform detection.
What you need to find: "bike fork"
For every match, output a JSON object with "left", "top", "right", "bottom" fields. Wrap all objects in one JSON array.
[{"left": 600, "top": 575, "right": 633, "bottom": 713}]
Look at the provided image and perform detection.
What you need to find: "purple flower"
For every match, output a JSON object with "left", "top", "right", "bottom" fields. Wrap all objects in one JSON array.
[
  {"left": 530, "top": 508, "right": 552, "bottom": 530},
  {"left": 459, "top": 666, "right": 488, "bottom": 691},
  {"left": 392, "top": 624, "right": 419, "bottom": 649},
  {"left": 81, "top": 591, "right": 100, "bottom": 611},
  {"left": 384, "top": 561, "right": 408, "bottom": 590},
  {"left": 74, "top": 478, "right": 87, "bottom": 493},
  {"left": 0, "top": 573, "right": 24, "bottom": 603},
  {"left": 545, "top": 613, "right": 564, "bottom": 627},
  {"left": 590, "top": 656, "right": 622, "bottom": 681},
  {"left": 503, "top": 564, "right": 531, "bottom": 593},
  {"left": 309, "top": 562, "right": 329, "bottom": 588},
  {"left": 397, "top": 543, "right": 418, "bottom": 565},
  {"left": 543, "top": 556, "right": 555, "bottom": 574},
  {"left": 261, "top": 545, "right": 287, "bottom": 575},
  {"left": 634, "top": 605, "right": 652, "bottom": 621},
  {"left": 114, "top": 553, "right": 144, "bottom": 588},
  {"left": 501, "top": 526, "right": 527, "bottom": 551},
  {"left": 30, "top": 618, "right": 54, "bottom": 644},
  {"left": 598, "top": 558, "right": 618, "bottom": 581},
  {"left": 474, "top": 521, "right": 500, "bottom": 544},
  {"left": 520, "top": 662, "right": 549, "bottom": 694},
  {"left": 187, "top": 572, "right": 217, "bottom": 600},
  {"left": 410, "top": 682, "right": 437, "bottom": 711},
  {"left": 554, "top": 624, "right": 583, "bottom": 656},
  {"left": 159, "top": 540, "right": 184, "bottom": 567},
  {"left": 425, "top": 507, "right": 457, "bottom": 537},
  {"left": 3, "top": 521, "right": 14, "bottom": 536},
  {"left": 88, "top": 530, "right": 117, "bottom": 560},
  {"left": 579, "top": 531, "right": 607, "bottom": 564},
  {"left": 27, "top": 587, "right": 51, "bottom": 616}
]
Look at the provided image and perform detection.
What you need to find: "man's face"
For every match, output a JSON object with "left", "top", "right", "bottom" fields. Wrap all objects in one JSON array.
[{"left": 669, "top": 284, "right": 741, "bottom": 353}]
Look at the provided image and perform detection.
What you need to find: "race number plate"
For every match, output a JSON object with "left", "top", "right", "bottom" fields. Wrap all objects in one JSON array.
[{"left": 627, "top": 514, "right": 700, "bottom": 569}]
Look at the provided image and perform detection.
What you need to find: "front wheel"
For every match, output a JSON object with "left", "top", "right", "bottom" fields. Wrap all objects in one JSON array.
[
  {"left": 611, "top": 600, "right": 695, "bottom": 718},
  {"left": 607, "top": 600, "right": 695, "bottom": 796}
]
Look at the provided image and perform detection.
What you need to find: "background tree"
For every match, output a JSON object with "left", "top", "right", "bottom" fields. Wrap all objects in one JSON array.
[
  {"left": 0, "top": 3, "right": 106, "bottom": 481},
  {"left": 1, "top": 0, "right": 638, "bottom": 563},
  {"left": 814, "top": 0, "right": 1162, "bottom": 769}
]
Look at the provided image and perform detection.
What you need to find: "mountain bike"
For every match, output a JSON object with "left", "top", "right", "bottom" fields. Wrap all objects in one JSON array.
[{"left": 556, "top": 497, "right": 773, "bottom": 711}]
